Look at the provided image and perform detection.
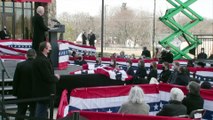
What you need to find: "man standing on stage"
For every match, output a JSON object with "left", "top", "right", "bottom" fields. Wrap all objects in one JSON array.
[
  {"left": 32, "top": 6, "right": 49, "bottom": 51},
  {"left": 32, "top": 41, "right": 60, "bottom": 119},
  {"left": 13, "top": 49, "right": 37, "bottom": 120},
  {"left": 88, "top": 30, "right": 96, "bottom": 47}
]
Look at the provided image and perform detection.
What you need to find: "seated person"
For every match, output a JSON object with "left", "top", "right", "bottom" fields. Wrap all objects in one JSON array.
[
  {"left": 118, "top": 51, "right": 125, "bottom": 58},
  {"left": 157, "top": 88, "right": 187, "bottom": 116},
  {"left": 118, "top": 86, "right": 150, "bottom": 114},
  {"left": 109, "top": 59, "right": 117, "bottom": 68},
  {"left": 187, "top": 59, "right": 194, "bottom": 67},
  {"left": 200, "top": 81, "right": 212, "bottom": 89},
  {"left": 196, "top": 62, "right": 206, "bottom": 68},
  {"left": 168, "top": 62, "right": 180, "bottom": 84},
  {"left": 94, "top": 57, "right": 102, "bottom": 67},
  {"left": 182, "top": 81, "right": 204, "bottom": 115},
  {"left": 134, "top": 60, "right": 147, "bottom": 84},
  {"left": 135, "top": 60, "right": 147, "bottom": 79},
  {"left": 110, "top": 53, "right": 117, "bottom": 59},
  {"left": 147, "top": 61, "right": 158, "bottom": 81},
  {"left": 174, "top": 66, "right": 190, "bottom": 86},
  {"left": 159, "top": 62, "right": 171, "bottom": 83},
  {"left": 125, "top": 60, "right": 134, "bottom": 76},
  {"left": 74, "top": 55, "right": 87, "bottom": 65}
]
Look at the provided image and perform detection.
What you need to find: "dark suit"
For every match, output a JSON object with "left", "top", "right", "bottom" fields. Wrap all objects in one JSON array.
[
  {"left": 32, "top": 53, "right": 59, "bottom": 98},
  {"left": 32, "top": 14, "right": 49, "bottom": 51},
  {"left": 159, "top": 69, "right": 171, "bottom": 83},
  {"left": 157, "top": 100, "right": 187, "bottom": 116},
  {"left": 88, "top": 33, "right": 96, "bottom": 46},
  {"left": 126, "top": 66, "right": 135, "bottom": 76},
  {"left": 142, "top": 50, "right": 151, "bottom": 58},
  {"left": 12, "top": 58, "right": 35, "bottom": 119},
  {"left": 182, "top": 93, "right": 204, "bottom": 114},
  {"left": 0, "top": 30, "right": 10, "bottom": 40},
  {"left": 135, "top": 66, "right": 147, "bottom": 79},
  {"left": 82, "top": 33, "right": 87, "bottom": 45},
  {"left": 147, "top": 69, "right": 158, "bottom": 81}
]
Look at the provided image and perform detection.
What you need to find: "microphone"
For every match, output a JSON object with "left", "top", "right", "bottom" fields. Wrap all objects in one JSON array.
[{"left": 51, "top": 18, "right": 61, "bottom": 24}]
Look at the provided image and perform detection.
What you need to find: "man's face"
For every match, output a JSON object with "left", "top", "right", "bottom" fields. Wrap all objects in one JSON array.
[{"left": 45, "top": 42, "right": 52, "bottom": 54}]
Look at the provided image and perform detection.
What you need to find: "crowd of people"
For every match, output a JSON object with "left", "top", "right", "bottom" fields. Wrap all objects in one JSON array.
[{"left": 118, "top": 81, "right": 204, "bottom": 118}]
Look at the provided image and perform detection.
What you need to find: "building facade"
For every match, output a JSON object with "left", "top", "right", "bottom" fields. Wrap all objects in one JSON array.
[{"left": 0, "top": 0, "right": 56, "bottom": 39}]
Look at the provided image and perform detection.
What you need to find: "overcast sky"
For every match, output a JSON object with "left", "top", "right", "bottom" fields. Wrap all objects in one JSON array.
[{"left": 56, "top": 0, "right": 213, "bottom": 19}]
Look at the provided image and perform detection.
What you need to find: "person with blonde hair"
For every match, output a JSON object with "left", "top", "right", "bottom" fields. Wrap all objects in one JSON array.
[
  {"left": 118, "top": 86, "right": 150, "bottom": 114},
  {"left": 157, "top": 88, "right": 187, "bottom": 116}
]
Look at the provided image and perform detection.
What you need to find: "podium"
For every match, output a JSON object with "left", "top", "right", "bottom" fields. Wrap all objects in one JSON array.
[{"left": 49, "top": 24, "right": 65, "bottom": 68}]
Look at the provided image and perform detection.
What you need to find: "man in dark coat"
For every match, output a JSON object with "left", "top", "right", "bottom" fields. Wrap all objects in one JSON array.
[
  {"left": 32, "top": 6, "right": 49, "bottom": 51},
  {"left": 12, "top": 49, "right": 37, "bottom": 119},
  {"left": 0, "top": 26, "right": 11, "bottom": 40},
  {"left": 197, "top": 48, "right": 207, "bottom": 59},
  {"left": 159, "top": 62, "right": 171, "bottom": 83},
  {"left": 88, "top": 30, "right": 96, "bottom": 47},
  {"left": 141, "top": 47, "right": 151, "bottom": 58},
  {"left": 82, "top": 31, "right": 87, "bottom": 45},
  {"left": 32, "top": 41, "right": 60, "bottom": 119}
]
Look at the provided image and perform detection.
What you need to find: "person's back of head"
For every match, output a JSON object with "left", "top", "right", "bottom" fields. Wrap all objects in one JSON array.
[
  {"left": 201, "top": 81, "right": 212, "bottom": 89},
  {"left": 187, "top": 81, "right": 200, "bottom": 95},
  {"left": 26, "top": 49, "right": 36, "bottom": 59},
  {"left": 170, "top": 88, "right": 184, "bottom": 102},
  {"left": 128, "top": 86, "right": 145, "bottom": 104},
  {"left": 36, "top": 6, "right": 45, "bottom": 16}
]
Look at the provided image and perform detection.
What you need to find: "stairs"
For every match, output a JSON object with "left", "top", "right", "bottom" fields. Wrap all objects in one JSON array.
[{"left": 0, "top": 78, "right": 17, "bottom": 110}]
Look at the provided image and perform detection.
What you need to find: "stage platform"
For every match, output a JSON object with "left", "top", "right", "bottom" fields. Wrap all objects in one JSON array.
[{"left": 0, "top": 60, "right": 81, "bottom": 79}]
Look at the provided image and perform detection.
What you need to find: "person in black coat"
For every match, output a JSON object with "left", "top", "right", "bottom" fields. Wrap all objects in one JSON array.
[
  {"left": 160, "top": 46, "right": 173, "bottom": 63},
  {"left": 168, "top": 62, "right": 180, "bottom": 84},
  {"left": 13, "top": 49, "right": 36, "bottom": 119},
  {"left": 0, "top": 26, "right": 10, "bottom": 40},
  {"left": 134, "top": 60, "right": 147, "bottom": 84},
  {"left": 182, "top": 81, "right": 204, "bottom": 115},
  {"left": 32, "top": 6, "right": 49, "bottom": 51},
  {"left": 82, "top": 31, "right": 87, "bottom": 45},
  {"left": 32, "top": 41, "right": 60, "bottom": 119},
  {"left": 197, "top": 48, "right": 207, "bottom": 59},
  {"left": 174, "top": 66, "right": 190, "bottom": 86},
  {"left": 126, "top": 60, "right": 135, "bottom": 76},
  {"left": 135, "top": 60, "right": 147, "bottom": 79},
  {"left": 157, "top": 88, "right": 187, "bottom": 116},
  {"left": 141, "top": 47, "right": 151, "bottom": 58},
  {"left": 147, "top": 61, "right": 158, "bottom": 81},
  {"left": 88, "top": 30, "right": 96, "bottom": 47},
  {"left": 159, "top": 62, "right": 171, "bottom": 83}
]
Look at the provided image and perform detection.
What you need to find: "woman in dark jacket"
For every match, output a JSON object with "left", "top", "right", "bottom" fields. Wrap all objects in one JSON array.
[
  {"left": 157, "top": 88, "right": 187, "bottom": 116},
  {"left": 147, "top": 61, "right": 158, "bottom": 81},
  {"left": 134, "top": 60, "right": 147, "bottom": 84},
  {"left": 182, "top": 81, "right": 204, "bottom": 114}
]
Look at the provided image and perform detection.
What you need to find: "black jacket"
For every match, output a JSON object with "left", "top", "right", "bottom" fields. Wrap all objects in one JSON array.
[
  {"left": 126, "top": 66, "right": 135, "bottom": 76},
  {"left": 147, "top": 69, "right": 158, "bottom": 81},
  {"left": 142, "top": 50, "right": 151, "bottom": 58},
  {"left": 13, "top": 59, "right": 34, "bottom": 98},
  {"left": 32, "top": 14, "right": 49, "bottom": 51},
  {"left": 135, "top": 66, "right": 147, "bottom": 79},
  {"left": 157, "top": 100, "right": 187, "bottom": 116},
  {"left": 88, "top": 33, "right": 96, "bottom": 46},
  {"left": 0, "top": 30, "right": 10, "bottom": 40},
  {"left": 32, "top": 53, "right": 59, "bottom": 98},
  {"left": 159, "top": 69, "right": 171, "bottom": 83},
  {"left": 174, "top": 73, "right": 190, "bottom": 86},
  {"left": 182, "top": 93, "right": 204, "bottom": 114}
]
